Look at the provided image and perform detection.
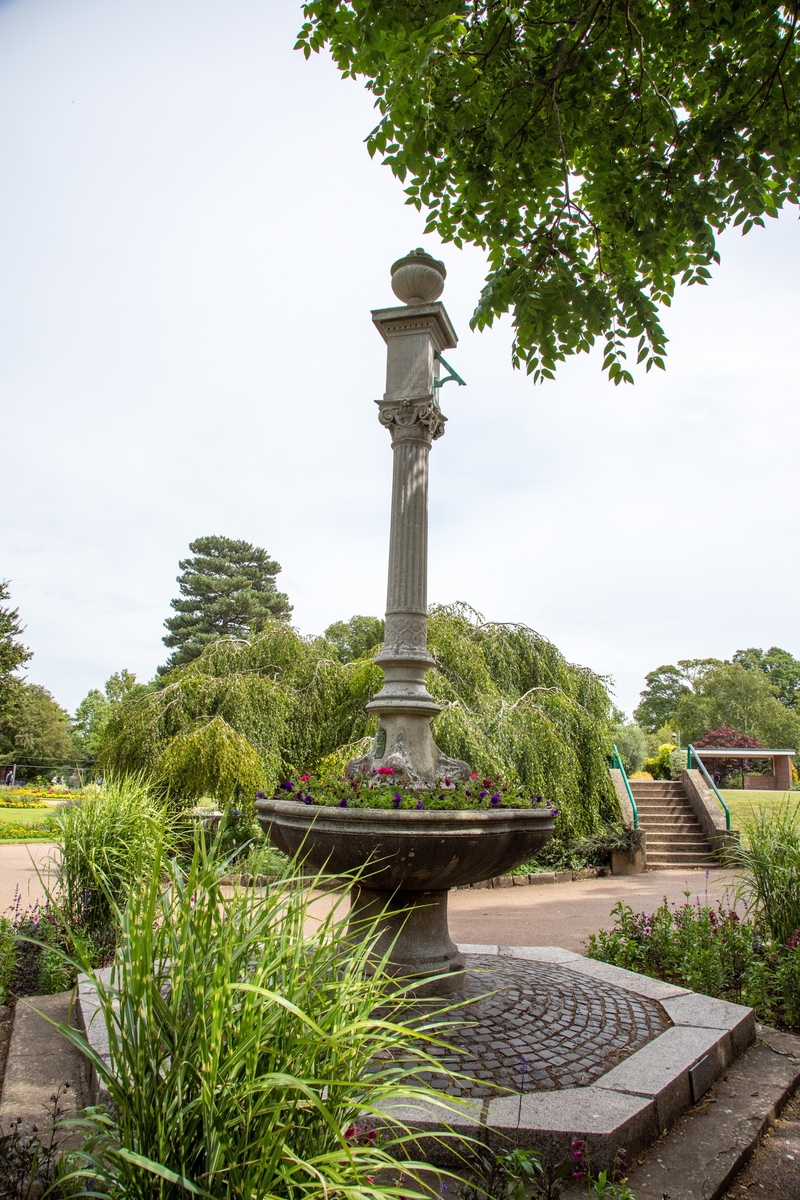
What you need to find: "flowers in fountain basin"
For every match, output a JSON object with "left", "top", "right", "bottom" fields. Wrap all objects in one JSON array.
[{"left": 267, "top": 771, "right": 556, "bottom": 813}]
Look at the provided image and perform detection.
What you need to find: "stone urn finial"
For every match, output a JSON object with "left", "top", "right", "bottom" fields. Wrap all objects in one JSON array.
[{"left": 391, "top": 248, "right": 446, "bottom": 305}]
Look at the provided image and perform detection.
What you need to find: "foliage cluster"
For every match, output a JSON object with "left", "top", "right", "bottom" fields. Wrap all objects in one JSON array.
[
  {"left": 299, "top": 1, "right": 800, "bottom": 383},
  {"left": 0, "top": 683, "right": 77, "bottom": 772},
  {"left": 55, "top": 776, "right": 177, "bottom": 963},
  {"left": 634, "top": 649, "right": 800, "bottom": 750},
  {"left": 0, "top": 817, "right": 60, "bottom": 842},
  {"left": 100, "top": 604, "right": 618, "bottom": 844},
  {"left": 0, "top": 580, "right": 31, "bottom": 709},
  {"left": 160, "top": 535, "right": 292, "bottom": 673},
  {"left": 54, "top": 832, "right": 458, "bottom": 1200},
  {"left": 271, "top": 771, "right": 557, "bottom": 812},
  {"left": 588, "top": 798, "right": 800, "bottom": 1029}
]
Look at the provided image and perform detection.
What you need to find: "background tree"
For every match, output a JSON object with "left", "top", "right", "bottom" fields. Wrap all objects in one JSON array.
[
  {"left": 0, "top": 580, "right": 32, "bottom": 710},
  {"left": 693, "top": 725, "right": 766, "bottom": 784},
  {"left": 324, "top": 615, "right": 385, "bottom": 663},
  {"left": 634, "top": 659, "right": 721, "bottom": 731},
  {"left": 73, "top": 670, "right": 144, "bottom": 761},
  {"left": 299, "top": 2, "right": 800, "bottom": 382},
  {"left": 613, "top": 723, "right": 648, "bottom": 775},
  {"left": 733, "top": 646, "right": 800, "bottom": 708},
  {"left": 161, "top": 536, "right": 292, "bottom": 672},
  {"left": 674, "top": 662, "right": 800, "bottom": 751},
  {"left": 634, "top": 665, "right": 691, "bottom": 731},
  {"left": 0, "top": 684, "right": 77, "bottom": 771},
  {"left": 103, "top": 604, "right": 617, "bottom": 843}
]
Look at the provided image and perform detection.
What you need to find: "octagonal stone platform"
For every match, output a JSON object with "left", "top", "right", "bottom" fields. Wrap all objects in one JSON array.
[
  {"left": 76, "top": 946, "right": 755, "bottom": 1172},
  {"left": 374, "top": 945, "right": 756, "bottom": 1170}
]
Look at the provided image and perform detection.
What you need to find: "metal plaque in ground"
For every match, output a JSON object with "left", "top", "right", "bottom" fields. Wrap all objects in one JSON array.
[{"left": 411, "top": 954, "right": 671, "bottom": 1097}]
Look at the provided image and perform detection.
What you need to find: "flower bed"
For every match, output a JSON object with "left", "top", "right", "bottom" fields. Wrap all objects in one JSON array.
[
  {"left": 261, "top": 770, "right": 559, "bottom": 814},
  {"left": 0, "top": 818, "right": 60, "bottom": 840},
  {"left": 0, "top": 797, "right": 49, "bottom": 809}
]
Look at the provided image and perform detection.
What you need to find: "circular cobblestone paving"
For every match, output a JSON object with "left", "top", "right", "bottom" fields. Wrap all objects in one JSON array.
[{"left": 413, "top": 955, "right": 670, "bottom": 1099}]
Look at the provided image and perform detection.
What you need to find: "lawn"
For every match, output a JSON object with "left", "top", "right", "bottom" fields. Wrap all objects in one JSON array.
[
  {"left": 720, "top": 789, "right": 799, "bottom": 832},
  {"left": 0, "top": 807, "right": 53, "bottom": 826}
]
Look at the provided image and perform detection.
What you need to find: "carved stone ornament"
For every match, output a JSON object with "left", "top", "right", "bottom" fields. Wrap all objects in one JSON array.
[
  {"left": 378, "top": 399, "right": 447, "bottom": 441},
  {"left": 391, "top": 248, "right": 446, "bottom": 305}
]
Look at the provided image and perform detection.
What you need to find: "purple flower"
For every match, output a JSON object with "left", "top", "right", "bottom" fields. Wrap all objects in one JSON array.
[
  {"left": 519, "top": 1056, "right": 530, "bottom": 1074},
  {"left": 338, "top": 797, "right": 348, "bottom": 808},
  {"left": 478, "top": 790, "right": 489, "bottom": 800},
  {"left": 255, "top": 792, "right": 266, "bottom": 799},
  {"left": 392, "top": 793, "right": 402, "bottom": 809},
  {"left": 439, "top": 794, "right": 445, "bottom": 801},
  {"left": 490, "top": 793, "right": 501, "bottom": 806},
  {"left": 303, "top": 794, "right": 313, "bottom": 805},
  {"left": 279, "top": 781, "right": 295, "bottom": 791},
  {"left": 465, "top": 789, "right": 472, "bottom": 797},
  {"left": 548, "top": 806, "right": 559, "bottom": 816},
  {"left": 416, "top": 799, "right": 424, "bottom": 810}
]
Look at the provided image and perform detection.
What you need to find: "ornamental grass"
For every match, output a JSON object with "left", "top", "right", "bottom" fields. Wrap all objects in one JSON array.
[{"left": 54, "top": 829, "right": 467, "bottom": 1200}]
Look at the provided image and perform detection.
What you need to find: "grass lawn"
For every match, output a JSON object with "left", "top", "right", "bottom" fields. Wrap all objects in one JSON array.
[
  {"left": 720, "top": 789, "right": 799, "bottom": 831},
  {"left": 0, "top": 807, "right": 53, "bottom": 826}
]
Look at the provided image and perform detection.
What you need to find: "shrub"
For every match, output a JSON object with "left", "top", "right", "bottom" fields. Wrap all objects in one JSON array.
[
  {"left": 0, "top": 917, "right": 14, "bottom": 1005},
  {"left": 731, "top": 798, "right": 800, "bottom": 945},
  {"left": 56, "top": 833, "right": 460, "bottom": 1200},
  {"left": 55, "top": 775, "right": 174, "bottom": 960},
  {"left": 613, "top": 724, "right": 648, "bottom": 775},
  {"left": 642, "top": 743, "right": 675, "bottom": 780}
]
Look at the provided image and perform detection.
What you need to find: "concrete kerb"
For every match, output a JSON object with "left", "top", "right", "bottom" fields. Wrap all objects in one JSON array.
[{"left": 74, "top": 946, "right": 756, "bottom": 1173}]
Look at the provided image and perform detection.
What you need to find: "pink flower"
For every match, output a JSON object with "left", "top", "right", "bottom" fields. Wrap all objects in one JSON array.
[
  {"left": 469, "top": 773, "right": 479, "bottom": 779},
  {"left": 375, "top": 767, "right": 395, "bottom": 776},
  {"left": 300, "top": 774, "right": 309, "bottom": 782}
]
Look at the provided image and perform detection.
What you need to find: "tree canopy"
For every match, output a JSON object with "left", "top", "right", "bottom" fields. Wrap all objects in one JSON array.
[
  {"left": 299, "top": 1, "right": 800, "bottom": 382},
  {"left": 161, "top": 536, "right": 292, "bottom": 673},
  {"left": 634, "top": 648, "right": 800, "bottom": 750},
  {"left": 0, "top": 683, "right": 77, "bottom": 770},
  {"left": 0, "top": 580, "right": 31, "bottom": 709},
  {"left": 324, "top": 615, "right": 385, "bottom": 663},
  {"left": 73, "top": 670, "right": 145, "bottom": 761},
  {"left": 102, "top": 604, "right": 618, "bottom": 843}
]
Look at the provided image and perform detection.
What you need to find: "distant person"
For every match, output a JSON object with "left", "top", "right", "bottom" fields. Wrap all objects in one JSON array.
[{"left": 4, "top": 770, "right": 12, "bottom": 786}]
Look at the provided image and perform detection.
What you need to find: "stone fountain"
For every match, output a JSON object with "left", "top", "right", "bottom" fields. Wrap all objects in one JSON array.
[{"left": 257, "top": 250, "right": 554, "bottom": 995}]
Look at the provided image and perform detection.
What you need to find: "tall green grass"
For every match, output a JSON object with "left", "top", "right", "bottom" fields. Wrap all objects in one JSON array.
[
  {"left": 733, "top": 796, "right": 800, "bottom": 945},
  {"left": 57, "top": 832, "right": 462, "bottom": 1200},
  {"left": 54, "top": 774, "right": 174, "bottom": 960}
]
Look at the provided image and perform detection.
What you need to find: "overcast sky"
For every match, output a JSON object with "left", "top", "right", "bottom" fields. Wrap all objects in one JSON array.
[{"left": 2, "top": 0, "right": 798, "bottom": 721}]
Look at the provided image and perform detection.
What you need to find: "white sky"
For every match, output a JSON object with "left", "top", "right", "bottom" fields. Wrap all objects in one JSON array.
[{"left": 2, "top": 0, "right": 799, "bottom": 720}]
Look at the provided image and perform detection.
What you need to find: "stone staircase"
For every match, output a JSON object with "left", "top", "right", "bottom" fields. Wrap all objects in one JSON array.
[{"left": 630, "top": 779, "right": 717, "bottom": 870}]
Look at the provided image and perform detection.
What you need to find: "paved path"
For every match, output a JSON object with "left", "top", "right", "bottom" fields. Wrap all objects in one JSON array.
[
  {"left": 0, "top": 841, "right": 59, "bottom": 914},
  {"left": 0, "top": 843, "right": 740, "bottom": 953},
  {"left": 448, "top": 867, "right": 741, "bottom": 953}
]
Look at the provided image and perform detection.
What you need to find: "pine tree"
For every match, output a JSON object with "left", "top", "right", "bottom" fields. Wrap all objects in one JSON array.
[
  {"left": 161, "top": 536, "right": 292, "bottom": 672},
  {"left": 0, "top": 580, "right": 32, "bottom": 709}
]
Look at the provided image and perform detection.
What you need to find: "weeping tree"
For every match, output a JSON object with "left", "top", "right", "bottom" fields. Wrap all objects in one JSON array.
[{"left": 101, "top": 604, "right": 618, "bottom": 841}]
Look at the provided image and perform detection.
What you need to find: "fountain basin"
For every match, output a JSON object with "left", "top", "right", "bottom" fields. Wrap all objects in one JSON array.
[{"left": 255, "top": 798, "right": 555, "bottom": 994}]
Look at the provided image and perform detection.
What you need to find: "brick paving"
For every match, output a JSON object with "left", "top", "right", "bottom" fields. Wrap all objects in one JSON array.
[{"left": 408, "top": 954, "right": 670, "bottom": 1099}]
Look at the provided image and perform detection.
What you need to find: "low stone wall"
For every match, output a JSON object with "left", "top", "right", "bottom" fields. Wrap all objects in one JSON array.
[
  {"left": 682, "top": 769, "right": 738, "bottom": 856},
  {"left": 219, "top": 867, "right": 611, "bottom": 891}
]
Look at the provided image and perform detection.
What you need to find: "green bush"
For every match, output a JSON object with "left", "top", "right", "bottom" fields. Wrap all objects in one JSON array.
[
  {"left": 587, "top": 896, "right": 800, "bottom": 1030},
  {"left": 731, "top": 798, "right": 800, "bottom": 945},
  {"left": 612, "top": 724, "right": 647, "bottom": 775},
  {"left": 0, "top": 917, "right": 14, "bottom": 1004},
  {"left": 642, "top": 743, "right": 674, "bottom": 780},
  {"left": 56, "top": 833, "right": 461, "bottom": 1200},
  {"left": 55, "top": 775, "right": 175, "bottom": 960}
]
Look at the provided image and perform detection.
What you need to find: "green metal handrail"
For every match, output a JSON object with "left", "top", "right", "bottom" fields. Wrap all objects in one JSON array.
[
  {"left": 610, "top": 745, "right": 639, "bottom": 829},
  {"left": 687, "top": 744, "right": 732, "bottom": 831}
]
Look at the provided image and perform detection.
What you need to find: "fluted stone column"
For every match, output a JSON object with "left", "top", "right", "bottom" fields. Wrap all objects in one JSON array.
[{"left": 345, "top": 250, "right": 470, "bottom": 789}]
